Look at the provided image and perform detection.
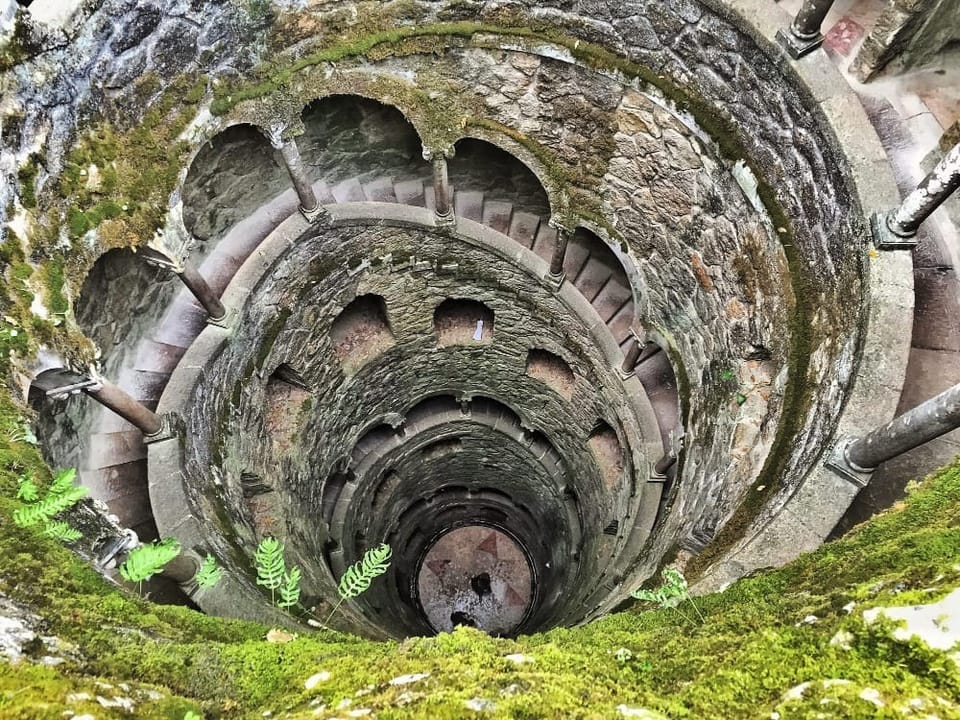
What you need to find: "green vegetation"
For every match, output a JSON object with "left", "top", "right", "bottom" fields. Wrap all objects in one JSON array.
[
  {"left": 255, "top": 536, "right": 302, "bottom": 610},
  {"left": 194, "top": 553, "right": 223, "bottom": 591},
  {"left": 631, "top": 567, "right": 704, "bottom": 626},
  {"left": 12, "top": 467, "right": 87, "bottom": 539},
  {"left": 119, "top": 538, "right": 182, "bottom": 593},
  {"left": 326, "top": 543, "right": 393, "bottom": 623}
]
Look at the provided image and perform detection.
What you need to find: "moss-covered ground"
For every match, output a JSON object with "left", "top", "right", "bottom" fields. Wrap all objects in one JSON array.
[{"left": 1, "top": 380, "right": 958, "bottom": 718}]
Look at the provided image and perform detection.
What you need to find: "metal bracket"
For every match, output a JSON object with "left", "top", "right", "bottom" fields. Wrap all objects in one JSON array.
[
  {"left": 300, "top": 203, "right": 330, "bottom": 224},
  {"left": 824, "top": 437, "right": 874, "bottom": 488},
  {"left": 206, "top": 306, "right": 239, "bottom": 331},
  {"left": 776, "top": 28, "right": 824, "bottom": 59},
  {"left": 871, "top": 211, "right": 918, "bottom": 250},
  {"left": 143, "top": 414, "right": 178, "bottom": 445}
]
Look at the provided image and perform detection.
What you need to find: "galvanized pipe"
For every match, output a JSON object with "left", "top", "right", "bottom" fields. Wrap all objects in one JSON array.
[
  {"left": 887, "top": 141, "right": 960, "bottom": 239},
  {"left": 845, "top": 382, "right": 960, "bottom": 472}
]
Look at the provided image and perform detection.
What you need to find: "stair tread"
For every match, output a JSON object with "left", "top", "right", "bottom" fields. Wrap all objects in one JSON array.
[
  {"left": 114, "top": 367, "right": 171, "bottom": 402},
  {"left": 574, "top": 257, "right": 615, "bottom": 302},
  {"left": 363, "top": 177, "right": 397, "bottom": 203},
  {"left": 332, "top": 178, "right": 365, "bottom": 203},
  {"left": 593, "top": 281, "right": 633, "bottom": 323},
  {"left": 394, "top": 178, "right": 426, "bottom": 207},
  {"left": 133, "top": 339, "right": 187, "bottom": 374},
  {"left": 312, "top": 179, "right": 336, "bottom": 204},
  {"left": 531, "top": 223, "right": 557, "bottom": 263},
  {"left": 482, "top": 200, "right": 513, "bottom": 235},
  {"left": 85, "top": 431, "right": 147, "bottom": 469},
  {"left": 454, "top": 190, "right": 484, "bottom": 222},
  {"left": 606, "top": 300, "right": 635, "bottom": 344},
  {"left": 508, "top": 212, "right": 541, "bottom": 248}
]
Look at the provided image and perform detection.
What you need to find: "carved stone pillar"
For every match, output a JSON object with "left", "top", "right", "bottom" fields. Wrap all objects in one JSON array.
[
  {"left": 430, "top": 153, "right": 454, "bottom": 225},
  {"left": 84, "top": 379, "right": 163, "bottom": 436},
  {"left": 265, "top": 126, "right": 323, "bottom": 222}
]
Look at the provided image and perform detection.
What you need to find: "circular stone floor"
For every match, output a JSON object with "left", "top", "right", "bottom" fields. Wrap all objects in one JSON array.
[{"left": 417, "top": 526, "right": 533, "bottom": 635}]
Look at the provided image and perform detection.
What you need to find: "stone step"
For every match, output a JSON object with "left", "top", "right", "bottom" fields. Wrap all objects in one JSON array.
[
  {"left": 606, "top": 300, "right": 635, "bottom": 345},
  {"left": 573, "top": 256, "right": 614, "bottom": 302},
  {"left": 531, "top": 223, "right": 557, "bottom": 263},
  {"left": 635, "top": 350, "right": 680, "bottom": 450},
  {"left": 454, "top": 190, "right": 484, "bottom": 222},
  {"left": 80, "top": 460, "right": 152, "bottom": 530},
  {"left": 394, "top": 178, "right": 426, "bottom": 207},
  {"left": 85, "top": 430, "right": 147, "bottom": 469},
  {"left": 564, "top": 241, "right": 591, "bottom": 280},
  {"left": 363, "top": 176, "right": 397, "bottom": 203},
  {"left": 508, "top": 212, "right": 540, "bottom": 249},
  {"left": 312, "top": 179, "right": 337, "bottom": 205},
  {"left": 593, "top": 280, "right": 633, "bottom": 323},
  {"left": 482, "top": 200, "right": 514, "bottom": 235},
  {"left": 133, "top": 339, "right": 187, "bottom": 374},
  {"left": 115, "top": 368, "right": 171, "bottom": 403},
  {"left": 332, "top": 177, "right": 365, "bottom": 203}
]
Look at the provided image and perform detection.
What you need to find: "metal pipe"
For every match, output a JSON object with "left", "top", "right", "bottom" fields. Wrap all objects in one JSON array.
[
  {"left": 845, "top": 382, "right": 960, "bottom": 472},
  {"left": 84, "top": 380, "right": 163, "bottom": 436},
  {"left": 549, "top": 227, "right": 570, "bottom": 277},
  {"left": 432, "top": 156, "right": 452, "bottom": 221},
  {"left": 177, "top": 264, "right": 226, "bottom": 321},
  {"left": 887, "top": 141, "right": 960, "bottom": 239},
  {"left": 654, "top": 454, "right": 677, "bottom": 475}
]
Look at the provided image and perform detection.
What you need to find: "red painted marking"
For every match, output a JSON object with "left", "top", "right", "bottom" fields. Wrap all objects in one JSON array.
[
  {"left": 478, "top": 532, "right": 499, "bottom": 558},
  {"left": 824, "top": 16, "right": 865, "bottom": 56}
]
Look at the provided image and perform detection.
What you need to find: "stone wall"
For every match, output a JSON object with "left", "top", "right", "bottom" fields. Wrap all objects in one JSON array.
[{"left": 852, "top": 0, "right": 960, "bottom": 81}]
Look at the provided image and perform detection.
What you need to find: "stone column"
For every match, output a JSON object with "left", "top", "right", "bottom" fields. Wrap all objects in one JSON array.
[
  {"left": 618, "top": 333, "right": 644, "bottom": 378},
  {"left": 161, "top": 552, "right": 201, "bottom": 584},
  {"left": 177, "top": 264, "right": 226, "bottom": 321},
  {"left": 876, "top": 141, "right": 960, "bottom": 247},
  {"left": 549, "top": 226, "right": 570, "bottom": 278},
  {"left": 142, "top": 248, "right": 227, "bottom": 322},
  {"left": 84, "top": 379, "right": 163, "bottom": 436},
  {"left": 827, "top": 382, "right": 960, "bottom": 484},
  {"left": 265, "top": 127, "right": 322, "bottom": 221},
  {"left": 776, "top": 0, "right": 836, "bottom": 58},
  {"left": 431, "top": 154, "right": 454, "bottom": 225}
]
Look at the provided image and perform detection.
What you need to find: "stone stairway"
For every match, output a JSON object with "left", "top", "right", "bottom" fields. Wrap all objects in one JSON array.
[{"left": 80, "top": 173, "right": 659, "bottom": 533}]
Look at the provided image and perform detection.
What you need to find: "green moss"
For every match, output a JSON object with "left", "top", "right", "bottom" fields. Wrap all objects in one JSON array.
[
  {"left": 40, "top": 258, "right": 69, "bottom": 316},
  {"left": 16, "top": 153, "right": 42, "bottom": 209}
]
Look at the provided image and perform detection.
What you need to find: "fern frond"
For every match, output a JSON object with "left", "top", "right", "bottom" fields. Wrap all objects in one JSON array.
[
  {"left": 48, "top": 468, "right": 78, "bottom": 496},
  {"left": 337, "top": 543, "right": 392, "bottom": 600},
  {"left": 13, "top": 485, "right": 88, "bottom": 527},
  {"left": 44, "top": 521, "right": 82, "bottom": 543},
  {"left": 15, "top": 476, "right": 39, "bottom": 502},
  {"left": 193, "top": 554, "right": 223, "bottom": 590},
  {"left": 119, "top": 538, "right": 181, "bottom": 583},
  {"left": 254, "top": 537, "right": 285, "bottom": 590},
  {"left": 277, "top": 566, "right": 302, "bottom": 609}
]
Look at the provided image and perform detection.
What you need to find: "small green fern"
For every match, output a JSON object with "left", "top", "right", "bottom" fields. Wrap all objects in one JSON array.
[
  {"left": 255, "top": 537, "right": 287, "bottom": 606},
  {"left": 15, "top": 475, "right": 39, "bottom": 502},
  {"left": 326, "top": 543, "right": 392, "bottom": 624},
  {"left": 278, "top": 566, "right": 302, "bottom": 609},
  {"left": 631, "top": 567, "right": 704, "bottom": 625},
  {"left": 13, "top": 485, "right": 88, "bottom": 527},
  {"left": 193, "top": 554, "right": 223, "bottom": 590},
  {"left": 43, "top": 521, "right": 82, "bottom": 543},
  {"left": 48, "top": 468, "right": 78, "bottom": 496},
  {"left": 120, "top": 538, "right": 182, "bottom": 591}
]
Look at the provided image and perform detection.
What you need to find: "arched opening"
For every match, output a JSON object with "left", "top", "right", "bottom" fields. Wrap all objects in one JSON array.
[
  {"left": 181, "top": 123, "right": 288, "bottom": 244},
  {"left": 448, "top": 137, "right": 550, "bottom": 220},
  {"left": 330, "top": 294, "right": 395, "bottom": 374},
  {"left": 264, "top": 364, "right": 312, "bottom": 452},
  {"left": 433, "top": 298, "right": 494, "bottom": 346},
  {"left": 587, "top": 421, "right": 624, "bottom": 493},
  {"left": 525, "top": 348, "right": 575, "bottom": 400},
  {"left": 563, "top": 228, "right": 635, "bottom": 347},
  {"left": 299, "top": 95, "right": 429, "bottom": 202}
]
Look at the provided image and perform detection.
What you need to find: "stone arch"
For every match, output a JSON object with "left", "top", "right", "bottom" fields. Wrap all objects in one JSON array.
[
  {"left": 448, "top": 136, "right": 552, "bottom": 220},
  {"left": 298, "top": 94, "right": 429, "bottom": 192},
  {"left": 452, "top": 130, "right": 560, "bottom": 219},
  {"left": 587, "top": 420, "right": 624, "bottom": 493},
  {"left": 525, "top": 348, "right": 575, "bottom": 400},
  {"left": 181, "top": 123, "right": 288, "bottom": 243},
  {"left": 433, "top": 298, "right": 494, "bottom": 346},
  {"left": 564, "top": 226, "right": 637, "bottom": 349},
  {"left": 330, "top": 294, "right": 395, "bottom": 374}
]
